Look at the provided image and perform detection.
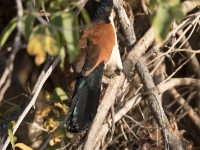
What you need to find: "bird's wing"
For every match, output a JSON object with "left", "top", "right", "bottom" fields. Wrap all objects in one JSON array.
[
  {"left": 72, "top": 30, "right": 88, "bottom": 74},
  {"left": 73, "top": 21, "right": 115, "bottom": 76},
  {"left": 82, "top": 22, "right": 115, "bottom": 76}
]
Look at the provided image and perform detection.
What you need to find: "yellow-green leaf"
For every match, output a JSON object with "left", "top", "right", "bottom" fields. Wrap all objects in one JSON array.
[
  {"left": 15, "top": 143, "right": 33, "bottom": 150},
  {"left": 152, "top": 5, "right": 172, "bottom": 42},
  {"left": 80, "top": 8, "right": 91, "bottom": 25},
  {"left": 59, "top": 46, "right": 66, "bottom": 70},
  {"left": 62, "top": 13, "right": 79, "bottom": 63},
  {"left": 0, "top": 17, "right": 17, "bottom": 50},
  {"left": 27, "top": 34, "right": 58, "bottom": 65},
  {"left": 8, "top": 121, "right": 17, "bottom": 148},
  {"left": 51, "top": 87, "right": 68, "bottom": 102}
]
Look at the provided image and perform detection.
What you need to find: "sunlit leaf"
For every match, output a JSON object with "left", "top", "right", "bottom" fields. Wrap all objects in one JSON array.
[
  {"left": 59, "top": 46, "right": 66, "bottom": 70},
  {"left": 27, "top": 34, "right": 46, "bottom": 65},
  {"left": 51, "top": 87, "right": 68, "bottom": 102},
  {"left": 15, "top": 143, "right": 33, "bottom": 150},
  {"left": 54, "top": 102, "right": 68, "bottom": 114},
  {"left": 44, "top": 118, "right": 57, "bottom": 132},
  {"left": 66, "top": 131, "right": 73, "bottom": 139},
  {"left": 27, "top": 34, "right": 58, "bottom": 65},
  {"left": 0, "top": 17, "right": 17, "bottom": 50},
  {"left": 8, "top": 121, "right": 17, "bottom": 148}
]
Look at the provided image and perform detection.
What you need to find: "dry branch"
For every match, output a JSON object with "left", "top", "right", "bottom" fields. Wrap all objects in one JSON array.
[
  {"left": 169, "top": 88, "right": 200, "bottom": 130},
  {"left": 113, "top": 0, "right": 136, "bottom": 46},
  {"left": 123, "top": 28, "right": 155, "bottom": 77},
  {"left": 0, "top": 0, "right": 23, "bottom": 102},
  {"left": 136, "top": 57, "right": 183, "bottom": 150},
  {"left": 178, "top": 31, "right": 200, "bottom": 78},
  {"left": 182, "top": 0, "right": 200, "bottom": 15},
  {"left": 78, "top": 94, "right": 142, "bottom": 149},
  {"left": 157, "top": 78, "right": 200, "bottom": 94},
  {"left": 176, "top": 27, "right": 200, "bottom": 105}
]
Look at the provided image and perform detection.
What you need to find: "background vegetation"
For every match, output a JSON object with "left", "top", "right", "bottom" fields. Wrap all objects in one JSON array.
[{"left": 0, "top": 0, "right": 200, "bottom": 149}]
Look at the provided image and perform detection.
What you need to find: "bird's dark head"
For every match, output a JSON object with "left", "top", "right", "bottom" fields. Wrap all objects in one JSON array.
[{"left": 93, "top": 0, "right": 114, "bottom": 23}]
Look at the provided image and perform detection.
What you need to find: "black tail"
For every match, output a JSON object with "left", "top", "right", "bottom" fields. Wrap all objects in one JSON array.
[{"left": 66, "top": 62, "right": 104, "bottom": 132}]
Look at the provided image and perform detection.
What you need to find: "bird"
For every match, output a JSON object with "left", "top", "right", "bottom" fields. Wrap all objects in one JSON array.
[{"left": 65, "top": 0, "right": 122, "bottom": 132}]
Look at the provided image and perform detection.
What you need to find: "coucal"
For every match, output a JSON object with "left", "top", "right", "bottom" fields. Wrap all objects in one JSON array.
[{"left": 65, "top": 0, "right": 122, "bottom": 132}]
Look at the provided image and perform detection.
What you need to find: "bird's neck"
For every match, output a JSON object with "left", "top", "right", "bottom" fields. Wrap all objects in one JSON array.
[{"left": 93, "top": 0, "right": 113, "bottom": 22}]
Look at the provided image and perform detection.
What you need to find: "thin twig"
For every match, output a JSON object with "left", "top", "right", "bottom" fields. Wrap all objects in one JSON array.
[
  {"left": 2, "top": 57, "right": 60, "bottom": 150},
  {"left": 91, "top": 94, "right": 142, "bottom": 149},
  {"left": 110, "top": 105, "right": 115, "bottom": 142},
  {"left": 122, "top": 118, "right": 139, "bottom": 140},
  {"left": 120, "top": 121, "right": 128, "bottom": 141},
  {"left": 0, "top": 0, "right": 23, "bottom": 102}
]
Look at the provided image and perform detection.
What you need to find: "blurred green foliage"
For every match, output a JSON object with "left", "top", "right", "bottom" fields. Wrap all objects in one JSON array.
[
  {"left": 149, "top": 0, "right": 184, "bottom": 42},
  {"left": 8, "top": 121, "right": 17, "bottom": 148},
  {"left": 0, "top": 0, "right": 90, "bottom": 68}
]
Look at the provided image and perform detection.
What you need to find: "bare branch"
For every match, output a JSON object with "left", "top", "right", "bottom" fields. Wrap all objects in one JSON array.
[
  {"left": 93, "top": 94, "right": 142, "bottom": 148},
  {"left": 113, "top": 0, "right": 136, "bottom": 46},
  {"left": 2, "top": 57, "right": 60, "bottom": 150},
  {"left": 136, "top": 57, "right": 183, "bottom": 150},
  {"left": 157, "top": 78, "right": 200, "bottom": 94},
  {"left": 0, "top": 0, "right": 23, "bottom": 102},
  {"left": 169, "top": 88, "right": 200, "bottom": 130}
]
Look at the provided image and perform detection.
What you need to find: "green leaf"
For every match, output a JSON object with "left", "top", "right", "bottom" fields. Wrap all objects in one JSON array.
[
  {"left": 50, "top": 30, "right": 66, "bottom": 70},
  {"left": 66, "top": 131, "right": 73, "bottom": 139},
  {"left": 171, "top": 4, "right": 184, "bottom": 23},
  {"left": 59, "top": 46, "right": 66, "bottom": 70},
  {"left": 152, "top": 4, "right": 173, "bottom": 42},
  {"left": 51, "top": 12, "right": 79, "bottom": 63},
  {"left": 151, "top": 0, "right": 183, "bottom": 42},
  {"left": 0, "top": 17, "right": 17, "bottom": 50},
  {"left": 22, "top": 14, "right": 35, "bottom": 40},
  {"left": 8, "top": 121, "right": 17, "bottom": 148},
  {"left": 80, "top": 8, "right": 91, "bottom": 25},
  {"left": 27, "top": 34, "right": 58, "bottom": 65},
  {"left": 48, "top": 0, "right": 69, "bottom": 12},
  {"left": 149, "top": 0, "right": 157, "bottom": 11},
  {"left": 51, "top": 87, "right": 68, "bottom": 102},
  {"left": 30, "top": 25, "right": 45, "bottom": 38}
]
